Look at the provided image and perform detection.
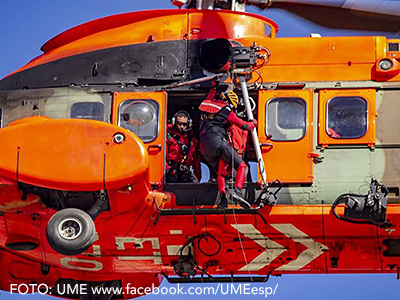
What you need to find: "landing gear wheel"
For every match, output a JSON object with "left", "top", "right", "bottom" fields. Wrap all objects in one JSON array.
[{"left": 46, "top": 208, "right": 96, "bottom": 256}]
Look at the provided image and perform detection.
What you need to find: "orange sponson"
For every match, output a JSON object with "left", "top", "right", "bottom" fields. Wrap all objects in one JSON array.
[{"left": 0, "top": 116, "right": 148, "bottom": 191}]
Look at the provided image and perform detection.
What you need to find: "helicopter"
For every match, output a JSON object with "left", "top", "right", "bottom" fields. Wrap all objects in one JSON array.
[{"left": 1, "top": 0, "right": 400, "bottom": 299}]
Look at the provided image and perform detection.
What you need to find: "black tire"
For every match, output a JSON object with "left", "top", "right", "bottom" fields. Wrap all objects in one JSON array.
[{"left": 46, "top": 208, "right": 96, "bottom": 256}]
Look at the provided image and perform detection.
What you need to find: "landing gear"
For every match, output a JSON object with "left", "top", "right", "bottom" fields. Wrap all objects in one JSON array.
[{"left": 46, "top": 208, "right": 96, "bottom": 256}]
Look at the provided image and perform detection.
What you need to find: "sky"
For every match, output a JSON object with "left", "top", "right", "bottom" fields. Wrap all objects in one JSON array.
[{"left": 1, "top": 0, "right": 400, "bottom": 299}]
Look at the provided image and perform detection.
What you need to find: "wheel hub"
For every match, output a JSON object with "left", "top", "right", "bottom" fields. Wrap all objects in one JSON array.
[{"left": 58, "top": 217, "right": 83, "bottom": 240}]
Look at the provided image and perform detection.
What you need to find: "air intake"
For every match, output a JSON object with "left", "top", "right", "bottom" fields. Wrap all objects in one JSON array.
[{"left": 200, "top": 38, "right": 232, "bottom": 73}]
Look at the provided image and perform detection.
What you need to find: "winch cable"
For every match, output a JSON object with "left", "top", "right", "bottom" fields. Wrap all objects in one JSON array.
[
  {"left": 230, "top": 135, "right": 235, "bottom": 203},
  {"left": 177, "top": 233, "right": 221, "bottom": 257},
  {"left": 233, "top": 209, "right": 253, "bottom": 281}
]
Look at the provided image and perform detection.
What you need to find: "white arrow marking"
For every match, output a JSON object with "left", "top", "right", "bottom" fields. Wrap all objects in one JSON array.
[
  {"left": 271, "top": 223, "right": 329, "bottom": 271},
  {"left": 231, "top": 224, "right": 286, "bottom": 271}
]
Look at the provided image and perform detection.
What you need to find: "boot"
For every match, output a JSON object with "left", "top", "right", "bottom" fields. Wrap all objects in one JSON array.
[
  {"left": 232, "top": 187, "right": 251, "bottom": 209},
  {"left": 217, "top": 193, "right": 228, "bottom": 209}
]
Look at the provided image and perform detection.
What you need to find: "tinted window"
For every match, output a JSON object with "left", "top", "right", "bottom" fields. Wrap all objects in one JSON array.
[
  {"left": 327, "top": 97, "right": 367, "bottom": 139},
  {"left": 119, "top": 100, "right": 159, "bottom": 143},
  {"left": 266, "top": 98, "right": 306, "bottom": 141},
  {"left": 71, "top": 102, "right": 105, "bottom": 121}
]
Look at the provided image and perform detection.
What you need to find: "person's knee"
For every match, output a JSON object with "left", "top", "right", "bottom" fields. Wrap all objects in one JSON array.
[{"left": 218, "top": 160, "right": 230, "bottom": 177}]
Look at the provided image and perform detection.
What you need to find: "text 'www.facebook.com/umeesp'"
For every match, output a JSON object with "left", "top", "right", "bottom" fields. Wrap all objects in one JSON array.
[{"left": 9, "top": 282, "right": 279, "bottom": 298}]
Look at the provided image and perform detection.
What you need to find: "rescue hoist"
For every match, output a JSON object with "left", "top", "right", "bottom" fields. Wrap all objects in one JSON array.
[{"left": 229, "top": 43, "right": 278, "bottom": 207}]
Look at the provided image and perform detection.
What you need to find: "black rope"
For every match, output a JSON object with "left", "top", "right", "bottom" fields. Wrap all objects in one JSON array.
[
  {"left": 332, "top": 192, "right": 391, "bottom": 228},
  {"left": 178, "top": 232, "right": 221, "bottom": 257}
]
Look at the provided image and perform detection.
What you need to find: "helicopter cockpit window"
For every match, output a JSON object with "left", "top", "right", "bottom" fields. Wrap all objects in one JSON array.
[
  {"left": 119, "top": 100, "right": 159, "bottom": 143},
  {"left": 70, "top": 102, "right": 105, "bottom": 121},
  {"left": 264, "top": 23, "right": 272, "bottom": 37},
  {"left": 326, "top": 97, "right": 367, "bottom": 139},
  {"left": 266, "top": 98, "right": 306, "bottom": 141}
]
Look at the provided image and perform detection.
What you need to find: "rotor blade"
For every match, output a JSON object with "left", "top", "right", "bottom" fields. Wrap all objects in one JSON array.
[
  {"left": 270, "top": 0, "right": 400, "bottom": 16},
  {"left": 269, "top": 1, "right": 400, "bottom": 32}
]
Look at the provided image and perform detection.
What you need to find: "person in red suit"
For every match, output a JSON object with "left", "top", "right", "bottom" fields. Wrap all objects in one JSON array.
[
  {"left": 166, "top": 110, "right": 202, "bottom": 183},
  {"left": 199, "top": 89, "right": 257, "bottom": 209}
]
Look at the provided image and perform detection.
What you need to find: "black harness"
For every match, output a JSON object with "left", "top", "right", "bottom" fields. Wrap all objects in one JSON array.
[{"left": 167, "top": 131, "right": 193, "bottom": 171}]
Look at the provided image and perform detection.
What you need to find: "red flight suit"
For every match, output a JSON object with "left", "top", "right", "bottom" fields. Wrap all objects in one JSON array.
[{"left": 166, "top": 124, "right": 201, "bottom": 183}]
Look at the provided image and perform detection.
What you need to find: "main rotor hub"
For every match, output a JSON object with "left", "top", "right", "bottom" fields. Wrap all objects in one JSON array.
[
  {"left": 171, "top": 0, "right": 272, "bottom": 11},
  {"left": 171, "top": 0, "right": 244, "bottom": 11}
]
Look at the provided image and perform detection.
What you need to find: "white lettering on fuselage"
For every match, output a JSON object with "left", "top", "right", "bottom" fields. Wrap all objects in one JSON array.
[{"left": 60, "top": 257, "right": 103, "bottom": 271}]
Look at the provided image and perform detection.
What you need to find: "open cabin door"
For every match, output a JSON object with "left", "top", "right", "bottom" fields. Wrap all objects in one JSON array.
[
  {"left": 112, "top": 91, "right": 166, "bottom": 187},
  {"left": 258, "top": 89, "right": 314, "bottom": 183}
]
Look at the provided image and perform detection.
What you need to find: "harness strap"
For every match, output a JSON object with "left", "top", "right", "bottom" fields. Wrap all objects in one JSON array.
[{"left": 167, "top": 131, "right": 193, "bottom": 166}]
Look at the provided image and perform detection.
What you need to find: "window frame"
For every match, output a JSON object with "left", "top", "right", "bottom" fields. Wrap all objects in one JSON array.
[
  {"left": 326, "top": 96, "right": 368, "bottom": 139},
  {"left": 318, "top": 89, "right": 376, "bottom": 147},
  {"left": 117, "top": 99, "right": 160, "bottom": 143},
  {"left": 70, "top": 101, "right": 105, "bottom": 121},
  {"left": 266, "top": 97, "right": 308, "bottom": 142}
]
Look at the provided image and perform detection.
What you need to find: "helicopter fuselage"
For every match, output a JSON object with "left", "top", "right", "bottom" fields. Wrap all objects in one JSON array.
[{"left": 1, "top": 8, "right": 400, "bottom": 299}]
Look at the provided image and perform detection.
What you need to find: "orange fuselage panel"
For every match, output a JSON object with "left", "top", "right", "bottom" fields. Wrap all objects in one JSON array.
[{"left": 0, "top": 117, "right": 148, "bottom": 191}]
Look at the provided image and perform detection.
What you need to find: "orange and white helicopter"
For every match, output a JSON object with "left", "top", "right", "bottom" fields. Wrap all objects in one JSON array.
[{"left": 1, "top": 0, "right": 400, "bottom": 299}]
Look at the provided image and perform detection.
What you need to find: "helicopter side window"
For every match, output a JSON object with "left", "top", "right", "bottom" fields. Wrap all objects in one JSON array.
[
  {"left": 118, "top": 99, "right": 159, "bottom": 143},
  {"left": 266, "top": 97, "right": 306, "bottom": 141},
  {"left": 326, "top": 97, "right": 367, "bottom": 139},
  {"left": 70, "top": 102, "right": 105, "bottom": 121}
]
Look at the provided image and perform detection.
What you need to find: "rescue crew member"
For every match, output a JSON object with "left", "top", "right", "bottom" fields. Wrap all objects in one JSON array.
[
  {"left": 226, "top": 108, "right": 252, "bottom": 183},
  {"left": 166, "top": 110, "right": 202, "bottom": 183},
  {"left": 199, "top": 90, "right": 257, "bottom": 209}
]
